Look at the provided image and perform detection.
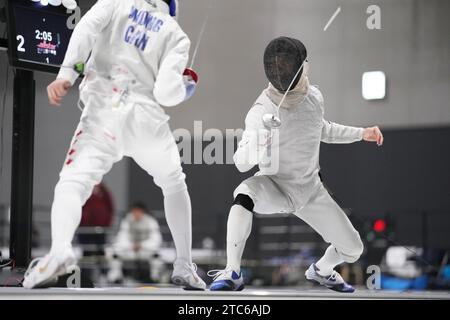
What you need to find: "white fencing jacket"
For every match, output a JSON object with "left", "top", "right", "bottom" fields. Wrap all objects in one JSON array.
[
  {"left": 234, "top": 84, "right": 364, "bottom": 210},
  {"left": 58, "top": 0, "right": 190, "bottom": 107}
]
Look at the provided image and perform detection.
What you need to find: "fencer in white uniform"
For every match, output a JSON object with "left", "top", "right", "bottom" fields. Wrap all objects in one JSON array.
[
  {"left": 209, "top": 37, "right": 384, "bottom": 292},
  {"left": 24, "top": 0, "right": 206, "bottom": 290}
]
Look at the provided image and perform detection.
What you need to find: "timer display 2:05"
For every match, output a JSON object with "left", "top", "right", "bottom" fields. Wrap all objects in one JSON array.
[
  {"left": 17, "top": 30, "right": 53, "bottom": 52},
  {"left": 16, "top": 30, "right": 55, "bottom": 52},
  {"left": 35, "top": 30, "right": 54, "bottom": 41}
]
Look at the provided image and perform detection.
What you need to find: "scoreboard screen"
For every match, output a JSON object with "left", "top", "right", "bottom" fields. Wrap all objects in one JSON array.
[{"left": 7, "top": 0, "right": 75, "bottom": 73}]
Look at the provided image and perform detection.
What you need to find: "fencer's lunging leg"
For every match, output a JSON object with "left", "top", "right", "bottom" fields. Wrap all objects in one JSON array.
[
  {"left": 49, "top": 128, "right": 118, "bottom": 254},
  {"left": 226, "top": 205, "right": 253, "bottom": 272},
  {"left": 315, "top": 245, "right": 344, "bottom": 276},
  {"left": 23, "top": 113, "right": 120, "bottom": 289},
  {"left": 299, "top": 185, "right": 363, "bottom": 292},
  {"left": 164, "top": 188, "right": 206, "bottom": 290},
  {"left": 209, "top": 196, "right": 253, "bottom": 291},
  {"left": 164, "top": 188, "right": 193, "bottom": 264},
  {"left": 50, "top": 182, "right": 84, "bottom": 254},
  {"left": 130, "top": 122, "right": 206, "bottom": 290},
  {"left": 297, "top": 185, "right": 364, "bottom": 273}
]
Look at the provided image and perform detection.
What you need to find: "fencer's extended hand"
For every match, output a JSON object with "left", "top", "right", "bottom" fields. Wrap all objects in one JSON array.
[
  {"left": 363, "top": 126, "right": 384, "bottom": 146},
  {"left": 47, "top": 79, "right": 72, "bottom": 106},
  {"left": 183, "top": 68, "right": 198, "bottom": 102}
]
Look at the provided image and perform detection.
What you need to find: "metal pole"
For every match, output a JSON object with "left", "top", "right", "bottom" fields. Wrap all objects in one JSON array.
[{"left": 9, "top": 69, "right": 35, "bottom": 268}]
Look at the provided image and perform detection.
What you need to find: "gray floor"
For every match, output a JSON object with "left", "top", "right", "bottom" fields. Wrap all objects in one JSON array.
[{"left": 0, "top": 286, "right": 449, "bottom": 300}]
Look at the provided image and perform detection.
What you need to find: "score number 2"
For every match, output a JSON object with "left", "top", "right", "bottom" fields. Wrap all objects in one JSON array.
[{"left": 17, "top": 35, "right": 26, "bottom": 52}]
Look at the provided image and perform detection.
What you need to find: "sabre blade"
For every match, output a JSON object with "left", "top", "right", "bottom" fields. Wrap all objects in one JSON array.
[{"left": 189, "top": 0, "right": 215, "bottom": 69}]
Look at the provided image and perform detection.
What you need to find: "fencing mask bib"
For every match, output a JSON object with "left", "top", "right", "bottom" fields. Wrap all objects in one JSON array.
[{"left": 263, "top": 37, "right": 308, "bottom": 92}]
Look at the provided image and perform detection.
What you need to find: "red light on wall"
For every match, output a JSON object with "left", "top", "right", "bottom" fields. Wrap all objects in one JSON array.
[{"left": 373, "top": 219, "right": 386, "bottom": 233}]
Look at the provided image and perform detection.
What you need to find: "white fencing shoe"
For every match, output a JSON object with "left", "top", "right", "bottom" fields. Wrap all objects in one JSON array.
[
  {"left": 208, "top": 268, "right": 245, "bottom": 291},
  {"left": 22, "top": 247, "right": 77, "bottom": 289},
  {"left": 305, "top": 263, "right": 355, "bottom": 293},
  {"left": 171, "top": 260, "right": 206, "bottom": 291}
]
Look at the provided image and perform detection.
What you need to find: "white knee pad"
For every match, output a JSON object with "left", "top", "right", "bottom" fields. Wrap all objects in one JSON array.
[{"left": 339, "top": 235, "right": 364, "bottom": 263}]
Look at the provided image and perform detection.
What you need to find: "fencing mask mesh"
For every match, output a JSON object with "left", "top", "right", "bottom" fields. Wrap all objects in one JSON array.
[{"left": 263, "top": 37, "right": 308, "bottom": 92}]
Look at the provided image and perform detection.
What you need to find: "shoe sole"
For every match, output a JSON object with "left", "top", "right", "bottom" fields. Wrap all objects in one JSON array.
[
  {"left": 305, "top": 276, "right": 355, "bottom": 293},
  {"left": 210, "top": 282, "right": 245, "bottom": 291},
  {"left": 171, "top": 276, "right": 205, "bottom": 291},
  {"left": 210, "top": 285, "right": 245, "bottom": 292}
]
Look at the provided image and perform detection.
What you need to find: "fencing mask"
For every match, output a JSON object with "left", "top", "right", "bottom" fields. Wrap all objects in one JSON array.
[{"left": 263, "top": 36, "right": 308, "bottom": 92}]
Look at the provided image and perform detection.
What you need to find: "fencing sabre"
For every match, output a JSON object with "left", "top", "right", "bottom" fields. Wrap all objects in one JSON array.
[{"left": 189, "top": 0, "right": 215, "bottom": 70}]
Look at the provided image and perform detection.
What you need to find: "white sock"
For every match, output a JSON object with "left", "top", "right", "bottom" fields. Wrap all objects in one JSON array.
[
  {"left": 226, "top": 205, "right": 253, "bottom": 273},
  {"left": 50, "top": 186, "right": 83, "bottom": 254},
  {"left": 315, "top": 245, "right": 344, "bottom": 276},
  {"left": 164, "top": 189, "right": 192, "bottom": 264}
]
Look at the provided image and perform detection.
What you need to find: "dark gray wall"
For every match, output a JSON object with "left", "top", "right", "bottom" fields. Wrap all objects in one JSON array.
[
  {"left": 320, "top": 126, "right": 450, "bottom": 248},
  {"left": 129, "top": 127, "right": 450, "bottom": 248}
]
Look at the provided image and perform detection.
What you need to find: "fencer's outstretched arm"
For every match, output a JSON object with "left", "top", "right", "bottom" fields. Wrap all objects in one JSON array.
[
  {"left": 233, "top": 105, "right": 271, "bottom": 172},
  {"left": 321, "top": 119, "right": 364, "bottom": 144},
  {"left": 153, "top": 22, "right": 191, "bottom": 107},
  {"left": 57, "top": 0, "right": 116, "bottom": 85}
]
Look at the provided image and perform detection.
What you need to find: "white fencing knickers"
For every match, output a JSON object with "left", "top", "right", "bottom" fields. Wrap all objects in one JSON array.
[
  {"left": 234, "top": 176, "right": 364, "bottom": 263},
  {"left": 50, "top": 90, "right": 187, "bottom": 253}
]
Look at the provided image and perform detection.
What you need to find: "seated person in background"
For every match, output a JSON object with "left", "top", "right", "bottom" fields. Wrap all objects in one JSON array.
[
  {"left": 108, "top": 203, "right": 163, "bottom": 283},
  {"left": 80, "top": 183, "right": 114, "bottom": 227},
  {"left": 78, "top": 183, "right": 114, "bottom": 257}
]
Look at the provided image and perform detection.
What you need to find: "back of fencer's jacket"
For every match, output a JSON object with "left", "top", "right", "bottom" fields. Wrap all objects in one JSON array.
[{"left": 57, "top": 0, "right": 190, "bottom": 107}]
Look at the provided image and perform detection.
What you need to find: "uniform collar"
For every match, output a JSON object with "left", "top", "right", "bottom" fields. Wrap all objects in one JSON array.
[{"left": 265, "top": 81, "right": 310, "bottom": 109}]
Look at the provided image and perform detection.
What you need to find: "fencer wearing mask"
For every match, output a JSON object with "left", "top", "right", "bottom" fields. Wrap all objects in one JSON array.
[{"left": 208, "top": 36, "right": 384, "bottom": 293}]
